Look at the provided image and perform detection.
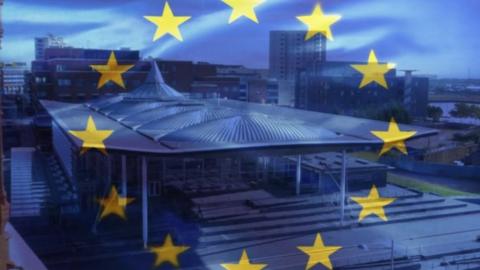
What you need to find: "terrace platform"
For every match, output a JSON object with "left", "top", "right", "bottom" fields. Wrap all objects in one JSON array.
[
  {"left": 10, "top": 183, "right": 480, "bottom": 269},
  {"left": 190, "top": 185, "right": 480, "bottom": 269}
]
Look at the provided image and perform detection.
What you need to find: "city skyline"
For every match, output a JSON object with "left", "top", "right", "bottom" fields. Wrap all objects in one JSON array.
[
  {"left": 3, "top": 0, "right": 480, "bottom": 79},
  {"left": 3, "top": 1, "right": 480, "bottom": 269}
]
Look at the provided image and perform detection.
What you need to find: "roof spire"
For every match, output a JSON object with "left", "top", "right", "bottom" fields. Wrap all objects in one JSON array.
[
  {"left": 124, "top": 61, "right": 185, "bottom": 101},
  {"left": 145, "top": 60, "right": 166, "bottom": 84}
]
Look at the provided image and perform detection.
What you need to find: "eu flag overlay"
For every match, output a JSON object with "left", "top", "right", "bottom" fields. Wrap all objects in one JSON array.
[{"left": 1, "top": 1, "right": 480, "bottom": 270}]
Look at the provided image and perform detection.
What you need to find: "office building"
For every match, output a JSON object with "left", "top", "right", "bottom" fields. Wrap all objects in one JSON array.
[
  {"left": 269, "top": 31, "right": 325, "bottom": 107},
  {"left": 244, "top": 78, "right": 278, "bottom": 104},
  {"left": 191, "top": 65, "right": 278, "bottom": 104},
  {"left": 295, "top": 61, "right": 428, "bottom": 118},
  {"left": 0, "top": 0, "right": 3, "bottom": 49},
  {"left": 30, "top": 47, "right": 275, "bottom": 105},
  {"left": 277, "top": 79, "right": 295, "bottom": 107},
  {"left": 191, "top": 76, "right": 243, "bottom": 100},
  {"left": 269, "top": 31, "right": 326, "bottom": 81},
  {"left": 30, "top": 47, "right": 143, "bottom": 103},
  {"left": 0, "top": 62, "right": 28, "bottom": 95},
  {"left": 34, "top": 34, "right": 67, "bottom": 60},
  {"left": 0, "top": 0, "right": 10, "bottom": 265},
  {"left": 402, "top": 70, "right": 429, "bottom": 118}
]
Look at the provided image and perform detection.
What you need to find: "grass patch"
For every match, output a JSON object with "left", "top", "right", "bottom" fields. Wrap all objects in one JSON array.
[{"left": 387, "top": 173, "right": 476, "bottom": 197}]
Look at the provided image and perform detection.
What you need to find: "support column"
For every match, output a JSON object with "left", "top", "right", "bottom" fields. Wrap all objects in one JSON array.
[
  {"left": 106, "top": 155, "right": 112, "bottom": 186},
  {"left": 161, "top": 158, "right": 166, "bottom": 195},
  {"left": 121, "top": 155, "right": 127, "bottom": 197},
  {"left": 272, "top": 157, "right": 276, "bottom": 177},
  {"left": 262, "top": 157, "right": 268, "bottom": 182},
  {"left": 340, "top": 150, "right": 347, "bottom": 224},
  {"left": 92, "top": 154, "right": 112, "bottom": 234},
  {"left": 202, "top": 159, "right": 205, "bottom": 181},
  {"left": 296, "top": 155, "right": 302, "bottom": 196},
  {"left": 183, "top": 158, "right": 187, "bottom": 184},
  {"left": 238, "top": 158, "right": 242, "bottom": 181},
  {"left": 318, "top": 171, "right": 322, "bottom": 193},
  {"left": 141, "top": 156, "right": 149, "bottom": 248}
]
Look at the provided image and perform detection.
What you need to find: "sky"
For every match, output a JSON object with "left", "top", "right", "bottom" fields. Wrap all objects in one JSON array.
[{"left": 3, "top": 0, "right": 480, "bottom": 78}]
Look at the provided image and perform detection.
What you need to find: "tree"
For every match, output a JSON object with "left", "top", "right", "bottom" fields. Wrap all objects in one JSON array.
[
  {"left": 450, "top": 103, "right": 480, "bottom": 119},
  {"left": 426, "top": 105, "right": 443, "bottom": 122},
  {"left": 374, "top": 103, "right": 412, "bottom": 124}
]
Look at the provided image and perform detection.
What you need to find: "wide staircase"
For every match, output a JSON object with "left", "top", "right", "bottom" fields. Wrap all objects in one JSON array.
[
  {"left": 191, "top": 185, "right": 480, "bottom": 268},
  {"left": 42, "top": 152, "right": 79, "bottom": 214},
  {"left": 10, "top": 148, "right": 50, "bottom": 217}
]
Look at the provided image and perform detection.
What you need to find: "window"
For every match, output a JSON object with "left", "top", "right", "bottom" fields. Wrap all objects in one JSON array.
[
  {"left": 58, "top": 79, "right": 71, "bottom": 86},
  {"left": 35, "top": 77, "right": 47, "bottom": 83}
]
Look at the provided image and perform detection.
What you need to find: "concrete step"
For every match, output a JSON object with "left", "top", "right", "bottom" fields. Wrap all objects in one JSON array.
[
  {"left": 12, "top": 187, "right": 50, "bottom": 193},
  {"left": 203, "top": 197, "right": 445, "bottom": 226},
  {"left": 249, "top": 197, "right": 309, "bottom": 209},
  {"left": 11, "top": 199, "right": 49, "bottom": 205},
  {"left": 193, "top": 190, "right": 272, "bottom": 205},
  {"left": 198, "top": 204, "right": 477, "bottom": 246},
  {"left": 199, "top": 205, "right": 261, "bottom": 220},
  {"left": 201, "top": 199, "right": 458, "bottom": 235}
]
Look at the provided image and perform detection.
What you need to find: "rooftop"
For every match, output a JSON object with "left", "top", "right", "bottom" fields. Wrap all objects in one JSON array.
[{"left": 40, "top": 62, "right": 437, "bottom": 156}]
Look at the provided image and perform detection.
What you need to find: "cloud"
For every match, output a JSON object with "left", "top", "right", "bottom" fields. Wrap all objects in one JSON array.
[
  {"left": 4, "top": 2, "right": 117, "bottom": 24},
  {"left": 2, "top": 0, "right": 480, "bottom": 77},
  {"left": 3, "top": 1, "right": 147, "bottom": 60},
  {"left": 143, "top": 0, "right": 291, "bottom": 57},
  {"left": 11, "top": 0, "right": 138, "bottom": 9}
]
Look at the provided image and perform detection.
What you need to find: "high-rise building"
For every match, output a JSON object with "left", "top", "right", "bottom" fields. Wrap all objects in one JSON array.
[
  {"left": 401, "top": 70, "right": 429, "bottom": 118},
  {"left": 0, "top": 62, "right": 28, "bottom": 95},
  {"left": 295, "top": 61, "right": 428, "bottom": 118},
  {"left": 0, "top": 0, "right": 3, "bottom": 49},
  {"left": 34, "top": 34, "right": 67, "bottom": 60},
  {"left": 269, "top": 31, "right": 326, "bottom": 81}
]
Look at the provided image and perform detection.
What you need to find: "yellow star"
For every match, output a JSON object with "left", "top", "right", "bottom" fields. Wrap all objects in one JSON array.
[
  {"left": 350, "top": 185, "right": 396, "bottom": 222},
  {"left": 68, "top": 115, "right": 113, "bottom": 155},
  {"left": 297, "top": 3, "right": 341, "bottom": 41},
  {"left": 297, "top": 233, "right": 341, "bottom": 270},
  {"left": 97, "top": 186, "right": 135, "bottom": 220},
  {"left": 90, "top": 52, "right": 134, "bottom": 89},
  {"left": 371, "top": 117, "right": 417, "bottom": 156},
  {"left": 149, "top": 234, "right": 190, "bottom": 268},
  {"left": 221, "top": 249, "right": 267, "bottom": 270},
  {"left": 223, "top": 0, "right": 264, "bottom": 24},
  {"left": 144, "top": 2, "right": 191, "bottom": 41},
  {"left": 351, "top": 50, "right": 394, "bottom": 89}
]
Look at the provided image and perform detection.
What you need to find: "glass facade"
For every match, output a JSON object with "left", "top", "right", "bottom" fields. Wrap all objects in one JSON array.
[{"left": 52, "top": 121, "right": 74, "bottom": 179}]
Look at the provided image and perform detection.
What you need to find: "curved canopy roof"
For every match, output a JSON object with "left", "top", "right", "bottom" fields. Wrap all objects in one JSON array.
[{"left": 40, "top": 62, "right": 437, "bottom": 156}]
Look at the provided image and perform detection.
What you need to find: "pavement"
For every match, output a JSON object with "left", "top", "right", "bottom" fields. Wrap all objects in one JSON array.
[{"left": 392, "top": 169, "right": 480, "bottom": 194}]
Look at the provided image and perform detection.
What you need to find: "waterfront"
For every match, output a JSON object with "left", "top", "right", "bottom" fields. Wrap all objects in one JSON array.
[{"left": 430, "top": 102, "right": 480, "bottom": 126}]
